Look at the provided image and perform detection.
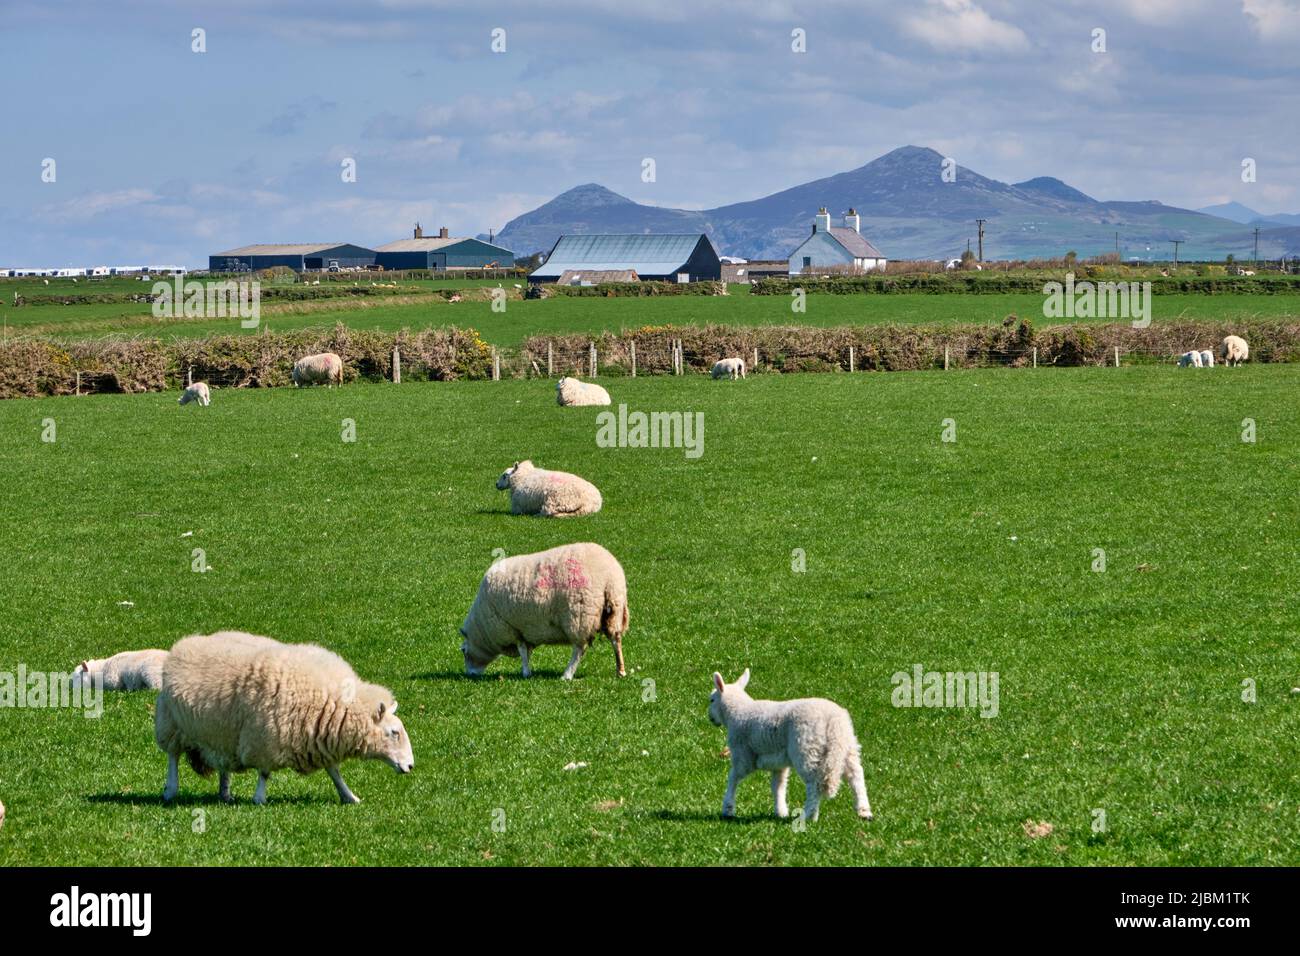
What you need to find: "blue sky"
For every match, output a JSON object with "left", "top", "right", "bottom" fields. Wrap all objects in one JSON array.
[{"left": 2, "top": 0, "right": 1297, "bottom": 266}]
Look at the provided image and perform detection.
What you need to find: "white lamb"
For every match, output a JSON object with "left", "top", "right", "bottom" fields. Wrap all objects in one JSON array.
[
  {"left": 292, "top": 351, "right": 344, "bottom": 387},
  {"left": 497, "top": 460, "right": 602, "bottom": 517},
  {"left": 155, "top": 630, "right": 413, "bottom": 805},
  {"left": 708, "top": 669, "right": 873, "bottom": 823},
  {"left": 1219, "top": 335, "right": 1249, "bottom": 367},
  {"left": 1199, "top": 350, "right": 1215, "bottom": 368},
  {"left": 72, "top": 649, "right": 168, "bottom": 691},
  {"left": 1177, "top": 350, "right": 1203, "bottom": 368},
  {"left": 178, "top": 382, "right": 211, "bottom": 406},
  {"left": 556, "top": 376, "right": 611, "bottom": 406},
  {"left": 711, "top": 357, "right": 746, "bottom": 380},
  {"left": 460, "top": 542, "right": 629, "bottom": 679}
]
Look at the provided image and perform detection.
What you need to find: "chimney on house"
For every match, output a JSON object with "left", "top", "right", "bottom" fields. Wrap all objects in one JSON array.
[
  {"left": 845, "top": 208, "right": 860, "bottom": 233},
  {"left": 414, "top": 223, "right": 423, "bottom": 239},
  {"left": 814, "top": 206, "right": 831, "bottom": 234},
  {"left": 438, "top": 226, "right": 449, "bottom": 239}
]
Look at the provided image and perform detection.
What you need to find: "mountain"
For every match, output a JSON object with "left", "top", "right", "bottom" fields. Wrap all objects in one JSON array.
[
  {"left": 494, "top": 146, "right": 1300, "bottom": 261},
  {"left": 1196, "top": 202, "right": 1300, "bottom": 229}
]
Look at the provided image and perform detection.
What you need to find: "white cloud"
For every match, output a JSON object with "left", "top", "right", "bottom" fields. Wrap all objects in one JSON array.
[
  {"left": 902, "top": 0, "right": 1030, "bottom": 53},
  {"left": 1242, "top": 0, "right": 1300, "bottom": 40}
]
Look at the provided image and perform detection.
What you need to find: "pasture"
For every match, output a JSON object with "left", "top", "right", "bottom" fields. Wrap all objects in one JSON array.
[
  {"left": 1, "top": 366, "right": 1298, "bottom": 865},
  {"left": 3, "top": 288, "right": 1299, "bottom": 343}
]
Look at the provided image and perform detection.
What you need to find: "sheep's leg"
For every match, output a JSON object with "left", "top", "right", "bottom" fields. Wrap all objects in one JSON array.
[
  {"left": 722, "top": 762, "right": 748, "bottom": 819},
  {"left": 801, "top": 777, "right": 821, "bottom": 823},
  {"left": 253, "top": 771, "right": 270, "bottom": 806},
  {"left": 560, "top": 645, "right": 585, "bottom": 680},
  {"left": 163, "top": 751, "right": 179, "bottom": 803},
  {"left": 219, "top": 772, "right": 234, "bottom": 804},
  {"left": 771, "top": 768, "right": 790, "bottom": 818},
  {"left": 518, "top": 642, "right": 532, "bottom": 678},
  {"left": 327, "top": 766, "right": 361, "bottom": 805},
  {"left": 847, "top": 751, "right": 873, "bottom": 820}
]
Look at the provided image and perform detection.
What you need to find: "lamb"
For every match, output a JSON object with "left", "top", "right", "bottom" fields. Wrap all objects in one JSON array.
[
  {"left": 711, "top": 357, "right": 746, "bottom": 380},
  {"left": 291, "top": 351, "right": 344, "bottom": 387},
  {"left": 1219, "top": 335, "right": 1249, "bottom": 367},
  {"left": 460, "top": 542, "right": 629, "bottom": 680},
  {"left": 708, "top": 669, "right": 872, "bottom": 823},
  {"left": 556, "top": 376, "right": 611, "bottom": 407},
  {"left": 1199, "top": 349, "right": 1215, "bottom": 368},
  {"left": 178, "top": 382, "right": 211, "bottom": 406},
  {"left": 496, "top": 460, "right": 602, "bottom": 517},
  {"left": 72, "top": 649, "right": 168, "bottom": 691},
  {"left": 155, "top": 630, "right": 413, "bottom": 805},
  {"left": 1177, "top": 350, "right": 1203, "bottom": 368}
]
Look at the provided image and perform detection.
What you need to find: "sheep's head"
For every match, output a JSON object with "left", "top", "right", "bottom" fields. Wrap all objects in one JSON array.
[
  {"left": 70, "top": 660, "right": 101, "bottom": 691},
  {"left": 460, "top": 634, "right": 494, "bottom": 676},
  {"left": 708, "top": 669, "right": 750, "bottom": 726},
  {"left": 368, "top": 697, "right": 414, "bottom": 774},
  {"left": 496, "top": 462, "right": 520, "bottom": 490}
]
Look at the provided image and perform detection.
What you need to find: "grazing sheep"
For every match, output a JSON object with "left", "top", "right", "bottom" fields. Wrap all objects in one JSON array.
[
  {"left": 155, "top": 630, "right": 414, "bottom": 805},
  {"left": 460, "top": 543, "right": 629, "bottom": 680},
  {"left": 291, "top": 351, "right": 344, "bottom": 387},
  {"left": 178, "top": 382, "right": 211, "bottom": 406},
  {"left": 711, "top": 357, "right": 746, "bottom": 380},
  {"left": 708, "top": 669, "right": 872, "bottom": 823},
  {"left": 1177, "top": 350, "right": 1203, "bottom": 368},
  {"left": 497, "top": 460, "right": 602, "bottom": 517},
  {"left": 72, "top": 649, "right": 168, "bottom": 691},
  {"left": 1199, "top": 349, "right": 1215, "bottom": 368},
  {"left": 1219, "top": 335, "right": 1249, "bottom": 367},
  {"left": 556, "top": 376, "right": 611, "bottom": 407}
]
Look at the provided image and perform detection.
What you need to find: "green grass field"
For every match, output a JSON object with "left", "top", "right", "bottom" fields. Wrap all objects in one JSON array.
[
  {"left": 1, "top": 365, "right": 1298, "bottom": 865},
  {"left": 4, "top": 289, "right": 1298, "bottom": 343}
]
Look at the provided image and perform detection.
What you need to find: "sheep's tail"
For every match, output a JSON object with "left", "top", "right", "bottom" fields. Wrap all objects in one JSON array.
[
  {"left": 820, "top": 716, "right": 855, "bottom": 800},
  {"left": 601, "top": 583, "right": 629, "bottom": 640}
]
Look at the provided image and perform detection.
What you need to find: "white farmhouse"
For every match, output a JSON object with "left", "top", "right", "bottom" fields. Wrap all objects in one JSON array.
[{"left": 787, "top": 207, "right": 887, "bottom": 275}]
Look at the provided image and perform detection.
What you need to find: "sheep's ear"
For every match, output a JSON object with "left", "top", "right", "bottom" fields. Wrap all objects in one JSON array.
[
  {"left": 374, "top": 700, "right": 387, "bottom": 722},
  {"left": 737, "top": 669, "right": 750, "bottom": 690},
  {"left": 712, "top": 672, "right": 725, "bottom": 693},
  {"left": 78, "top": 661, "right": 88, "bottom": 673},
  {"left": 389, "top": 700, "right": 398, "bottom": 715}
]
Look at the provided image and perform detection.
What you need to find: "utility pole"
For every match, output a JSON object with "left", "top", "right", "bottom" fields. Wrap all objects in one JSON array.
[
  {"left": 1253, "top": 227, "right": 1260, "bottom": 268},
  {"left": 975, "top": 219, "right": 986, "bottom": 262},
  {"left": 1171, "top": 240, "right": 1182, "bottom": 269},
  {"left": 1115, "top": 232, "right": 1119, "bottom": 255}
]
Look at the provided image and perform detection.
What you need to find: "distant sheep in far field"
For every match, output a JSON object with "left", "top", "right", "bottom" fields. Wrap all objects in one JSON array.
[
  {"left": 556, "top": 376, "right": 610, "bottom": 406},
  {"left": 292, "top": 352, "right": 344, "bottom": 387},
  {"left": 1219, "top": 335, "right": 1249, "bottom": 367},
  {"left": 497, "top": 460, "right": 602, "bottom": 517},
  {"left": 179, "top": 382, "right": 211, "bottom": 406},
  {"left": 1199, "top": 350, "right": 1215, "bottom": 368},
  {"left": 712, "top": 357, "right": 746, "bottom": 380},
  {"left": 1177, "top": 350, "right": 1203, "bottom": 368}
]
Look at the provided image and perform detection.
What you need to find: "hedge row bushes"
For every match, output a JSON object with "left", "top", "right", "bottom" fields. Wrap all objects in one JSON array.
[
  {"left": 751, "top": 274, "right": 1300, "bottom": 296},
  {"left": 533, "top": 280, "right": 729, "bottom": 298}
]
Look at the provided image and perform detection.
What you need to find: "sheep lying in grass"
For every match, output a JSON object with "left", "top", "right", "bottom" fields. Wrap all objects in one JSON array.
[
  {"left": 711, "top": 357, "right": 746, "bottom": 380},
  {"left": 1199, "top": 350, "right": 1215, "bottom": 368},
  {"left": 708, "top": 669, "right": 872, "bottom": 823},
  {"left": 155, "top": 630, "right": 413, "bottom": 805},
  {"left": 1220, "top": 335, "right": 1249, "bottom": 367},
  {"left": 178, "top": 382, "right": 211, "bottom": 406},
  {"left": 292, "top": 351, "right": 344, "bottom": 387},
  {"left": 72, "top": 649, "right": 168, "bottom": 691},
  {"left": 1177, "top": 350, "right": 1203, "bottom": 368},
  {"left": 460, "top": 542, "right": 629, "bottom": 679},
  {"left": 556, "top": 376, "right": 610, "bottom": 406},
  {"left": 496, "top": 460, "right": 602, "bottom": 517}
]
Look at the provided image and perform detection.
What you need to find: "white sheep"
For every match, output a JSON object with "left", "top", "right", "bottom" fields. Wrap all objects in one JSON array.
[
  {"left": 1219, "top": 335, "right": 1249, "bottom": 367},
  {"left": 1177, "top": 350, "right": 1203, "bottom": 368},
  {"left": 496, "top": 460, "right": 602, "bottom": 517},
  {"left": 155, "top": 630, "right": 413, "bottom": 805},
  {"left": 711, "top": 357, "right": 746, "bottom": 380},
  {"left": 291, "top": 351, "right": 344, "bottom": 387},
  {"left": 1199, "top": 349, "right": 1215, "bottom": 368},
  {"left": 556, "top": 376, "right": 611, "bottom": 407},
  {"left": 460, "top": 542, "right": 629, "bottom": 680},
  {"left": 708, "top": 669, "right": 873, "bottom": 823},
  {"left": 72, "top": 649, "right": 168, "bottom": 691},
  {"left": 178, "top": 382, "right": 211, "bottom": 406}
]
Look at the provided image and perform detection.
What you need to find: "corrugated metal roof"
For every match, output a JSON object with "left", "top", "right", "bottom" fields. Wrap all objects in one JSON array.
[
  {"left": 557, "top": 269, "right": 639, "bottom": 285},
  {"left": 827, "top": 227, "right": 886, "bottom": 259},
  {"left": 212, "top": 243, "right": 351, "bottom": 257},
  {"left": 532, "top": 234, "right": 707, "bottom": 277},
  {"left": 375, "top": 237, "right": 465, "bottom": 252}
]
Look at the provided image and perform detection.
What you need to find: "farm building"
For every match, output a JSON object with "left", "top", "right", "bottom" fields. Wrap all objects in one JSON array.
[
  {"left": 556, "top": 269, "right": 639, "bottom": 286},
  {"left": 374, "top": 225, "right": 514, "bottom": 271},
  {"left": 787, "top": 208, "right": 887, "bottom": 275},
  {"left": 529, "top": 234, "right": 721, "bottom": 284},
  {"left": 721, "top": 260, "right": 789, "bottom": 283},
  {"left": 208, "top": 243, "right": 377, "bottom": 273}
]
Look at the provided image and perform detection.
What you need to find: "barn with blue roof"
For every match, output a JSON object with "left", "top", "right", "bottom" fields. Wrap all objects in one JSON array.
[{"left": 529, "top": 234, "right": 721, "bottom": 284}]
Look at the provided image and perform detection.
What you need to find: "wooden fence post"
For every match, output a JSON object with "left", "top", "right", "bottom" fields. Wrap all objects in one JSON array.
[
  {"left": 547, "top": 341, "right": 553, "bottom": 377},
  {"left": 392, "top": 346, "right": 401, "bottom": 384},
  {"left": 1032, "top": 346, "right": 1038, "bottom": 368},
  {"left": 849, "top": 346, "right": 855, "bottom": 373},
  {"left": 187, "top": 365, "right": 194, "bottom": 387},
  {"left": 75, "top": 370, "right": 81, "bottom": 396},
  {"left": 1114, "top": 346, "right": 1120, "bottom": 368},
  {"left": 944, "top": 346, "right": 950, "bottom": 371},
  {"left": 492, "top": 347, "right": 500, "bottom": 381},
  {"left": 589, "top": 342, "right": 597, "bottom": 378},
  {"left": 630, "top": 340, "right": 636, "bottom": 378}
]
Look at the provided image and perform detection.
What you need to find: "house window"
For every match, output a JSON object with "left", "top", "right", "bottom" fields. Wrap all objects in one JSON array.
[{"left": 802, "top": 256, "right": 811, "bottom": 268}]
